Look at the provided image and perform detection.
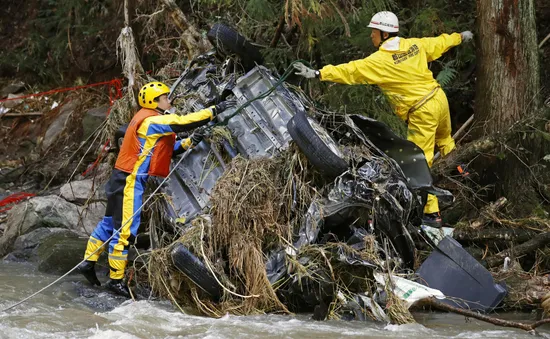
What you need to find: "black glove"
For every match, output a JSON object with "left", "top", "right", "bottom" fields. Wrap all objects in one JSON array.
[
  {"left": 191, "top": 130, "right": 205, "bottom": 147},
  {"left": 214, "top": 100, "right": 237, "bottom": 115}
]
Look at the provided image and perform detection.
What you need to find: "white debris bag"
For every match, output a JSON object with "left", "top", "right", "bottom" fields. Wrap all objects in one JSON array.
[{"left": 374, "top": 272, "right": 446, "bottom": 308}]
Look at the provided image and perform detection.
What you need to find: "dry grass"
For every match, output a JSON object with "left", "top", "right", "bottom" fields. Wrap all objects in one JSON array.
[{"left": 142, "top": 143, "right": 418, "bottom": 323}]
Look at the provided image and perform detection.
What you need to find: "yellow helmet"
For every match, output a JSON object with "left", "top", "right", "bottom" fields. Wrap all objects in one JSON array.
[{"left": 138, "top": 82, "right": 170, "bottom": 109}]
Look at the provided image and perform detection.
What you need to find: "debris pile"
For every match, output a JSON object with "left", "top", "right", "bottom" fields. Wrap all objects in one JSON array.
[{"left": 145, "top": 136, "right": 426, "bottom": 323}]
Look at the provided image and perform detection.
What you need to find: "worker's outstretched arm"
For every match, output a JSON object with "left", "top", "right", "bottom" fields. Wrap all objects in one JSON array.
[
  {"left": 420, "top": 33, "right": 463, "bottom": 62},
  {"left": 138, "top": 107, "right": 214, "bottom": 139},
  {"left": 319, "top": 57, "right": 381, "bottom": 85}
]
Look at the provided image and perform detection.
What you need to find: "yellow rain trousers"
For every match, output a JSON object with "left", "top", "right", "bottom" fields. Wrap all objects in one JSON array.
[{"left": 319, "top": 33, "right": 462, "bottom": 214}]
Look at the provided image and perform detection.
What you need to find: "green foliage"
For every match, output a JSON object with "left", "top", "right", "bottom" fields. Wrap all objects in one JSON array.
[
  {"left": 1, "top": 0, "right": 114, "bottom": 84},
  {"left": 316, "top": 82, "right": 407, "bottom": 137},
  {"left": 436, "top": 63, "right": 458, "bottom": 88},
  {"left": 244, "top": 0, "right": 277, "bottom": 21}
]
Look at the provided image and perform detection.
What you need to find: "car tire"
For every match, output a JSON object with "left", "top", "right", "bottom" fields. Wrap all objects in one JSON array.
[
  {"left": 170, "top": 243, "right": 222, "bottom": 300},
  {"left": 207, "top": 23, "right": 264, "bottom": 72},
  {"left": 382, "top": 227, "right": 415, "bottom": 269},
  {"left": 287, "top": 112, "right": 348, "bottom": 179},
  {"left": 112, "top": 123, "right": 128, "bottom": 152}
]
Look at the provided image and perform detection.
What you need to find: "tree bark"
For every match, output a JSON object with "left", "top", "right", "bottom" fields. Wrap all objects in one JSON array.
[
  {"left": 270, "top": 15, "right": 286, "bottom": 48},
  {"left": 159, "top": 0, "right": 212, "bottom": 58},
  {"left": 475, "top": 0, "right": 540, "bottom": 134},
  {"left": 453, "top": 227, "right": 537, "bottom": 244},
  {"left": 472, "top": 0, "right": 545, "bottom": 213}
]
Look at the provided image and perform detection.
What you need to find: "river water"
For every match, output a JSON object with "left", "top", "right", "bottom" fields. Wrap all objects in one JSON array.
[{"left": 1, "top": 261, "right": 549, "bottom": 339}]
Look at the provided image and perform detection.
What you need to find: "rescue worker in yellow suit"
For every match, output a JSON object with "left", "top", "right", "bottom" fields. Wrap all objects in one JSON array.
[
  {"left": 78, "top": 81, "right": 236, "bottom": 296},
  {"left": 293, "top": 11, "right": 473, "bottom": 227}
]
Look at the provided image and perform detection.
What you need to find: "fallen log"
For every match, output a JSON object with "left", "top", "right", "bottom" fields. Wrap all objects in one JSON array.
[
  {"left": 159, "top": 0, "right": 212, "bottom": 57},
  {"left": 432, "top": 137, "right": 499, "bottom": 176},
  {"left": 454, "top": 197, "right": 507, "bottom": 229},
  {"left": 420, "top": 297, "right": 550, "bottom": 333},
  {"left": 433, "top": 114, "right": 475, "bottom": 162},
  {"left": 1, "top": 112, "right": 43, "bottom": 118},
  {"left": 453, "top": 227, "right": 537, "bottom": 243},
  {"left": 485, "top": 232, "right": 550, "bottom": 268}
]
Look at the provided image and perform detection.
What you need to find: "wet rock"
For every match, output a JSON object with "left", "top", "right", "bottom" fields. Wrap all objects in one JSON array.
[
  {"left": 42, "top": 100, "right": 78, "bottom": 151},
  {"left": 60, "top": 179, "right": 106, "bottom": 204},
  {"left": 82, "top": 105, "right": 109, "bottom": 139},
  {"left": 78, "top": 202, "right": 106, "bottom": 235},
  {"left": 0, "top": 195, "right": 81, "bottom": 256},
  {"left": 8, "top": 228, "right": 73, "bottom": 261},
  {"left": 37, "top": 231, "right": 88, "bottom": 274},
  {"left": 0, "top": 81, "right": 25, "bottom": 98}
]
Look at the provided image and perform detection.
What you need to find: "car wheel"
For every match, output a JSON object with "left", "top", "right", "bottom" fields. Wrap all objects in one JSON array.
[
  {"left": 287, "top": 112, "right": 348, "bottom": 179},
  {"left": 207, "top": 23, "right": 264, "bottom": 72},
  {"left": 170, "top": 243, "right": 222, "bottom": 300}
]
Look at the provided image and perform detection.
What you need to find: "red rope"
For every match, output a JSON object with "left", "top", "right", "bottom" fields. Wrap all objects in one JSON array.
[
  {"left": 0, "top": 79, "right": 125, "bottom": 211},
  {"left": 0, "top": 79, "right": 123, "bottom": 103},
  {"left": 82, "top": 139, "right": 111, "bottom": 177},
  {"left": 81, "top": 78, "right": 124, "bottom": 176},
  {"left": 0, "top": 193, "right": 36, "bottom": 213}
]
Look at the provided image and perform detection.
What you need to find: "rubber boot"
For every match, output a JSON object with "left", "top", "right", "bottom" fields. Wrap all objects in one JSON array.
[
  {"left": 422, "top": 212, "right": 443, "bottom": 228},
  {"left": 78, "top": 260, "right": 101, "bottom": 286},
  {"left": 106, "top": 279, "right": 131, "bottom": 298}
]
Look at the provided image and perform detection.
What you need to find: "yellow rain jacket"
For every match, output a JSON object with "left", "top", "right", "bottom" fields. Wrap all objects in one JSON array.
[{"left": 320, "top": 33, "right": 463, "bottom": 214}]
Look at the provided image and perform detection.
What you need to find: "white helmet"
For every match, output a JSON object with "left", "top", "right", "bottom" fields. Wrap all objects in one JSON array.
[{"left": 368, "top": 11, "right": 399, "bottom": 33}]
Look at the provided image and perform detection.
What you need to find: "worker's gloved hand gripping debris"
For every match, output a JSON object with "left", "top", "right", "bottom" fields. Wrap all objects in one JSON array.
[
  {"left": 460, "top": 31, "right": 474, "bottom": 42},
  {"left": 293, "top": 62, "right": 318, "bottom": 79},
  {"left": 214, "top": 100, "right": 237, "bottom": 114},
  {"left": 191, "top": 129, "right": 205, "bottom": 147}
]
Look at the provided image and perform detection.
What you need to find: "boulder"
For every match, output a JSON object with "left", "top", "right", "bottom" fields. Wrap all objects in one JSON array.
[
  {"left": 37, "top": 231, "right": 89, "bottom": 274},
  {"left": 60, "top": 179, "right": 107, "bottom": 204},
  {"left": 78, "top": 202, "right": 106, "bottom": 235},
  {"left": 82, "top": 105, "right": 109, "bottom": 140},
  {"left": 42, "top": 100, "right": 78, "bottom": 151},
  {"left": 0, "top": 195, "right": 81, "bottom": 256},
  {"left": 7, "top": 228, "right": 76, "bottom": 261},
  {"left": 0, "top": 81, "right": 25, "bottom": 98},
  {"left": 3, "top": 93, "right": 24, "bottom": 108}
]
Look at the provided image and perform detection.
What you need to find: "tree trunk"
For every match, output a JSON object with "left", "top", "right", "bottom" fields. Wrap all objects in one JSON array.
[
  {"left": 475, "top": 0, "right": 540, "bottom": 133},
  {"left": 159, "top": 0, "right": 212, "bottom": 58},
  {"left": 473, "top": 0, "right": 545, "bottom": 213}
]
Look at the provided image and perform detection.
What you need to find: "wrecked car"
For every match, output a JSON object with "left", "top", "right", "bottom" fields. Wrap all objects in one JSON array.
[{"left": 115, "top": 23, "right": 455, "bottom": 319}]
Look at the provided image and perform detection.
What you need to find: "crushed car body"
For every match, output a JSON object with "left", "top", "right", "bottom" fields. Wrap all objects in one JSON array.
[{"left": 124, "top": 23, "right": 505, "bottom": 321}]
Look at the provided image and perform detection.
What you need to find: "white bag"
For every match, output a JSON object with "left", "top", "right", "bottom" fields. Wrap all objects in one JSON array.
[{"left": 374, "top": 272, "right": 446, "bottom": 308}]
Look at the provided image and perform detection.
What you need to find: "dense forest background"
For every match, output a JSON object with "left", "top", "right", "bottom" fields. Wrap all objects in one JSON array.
[
  {"left": 1, "top": 0, "right": 549, "bottom": 221},
  {"left": 2, "top": 0, "right": 546, "bottom": 124}
]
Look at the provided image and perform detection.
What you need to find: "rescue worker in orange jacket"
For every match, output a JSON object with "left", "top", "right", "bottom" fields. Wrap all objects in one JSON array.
[
  {"left": 293, "top": 11, "right": 473, "bottom": 227},
  {"left": 78, "top": 81, "right": 236, "bottom": 296}
]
